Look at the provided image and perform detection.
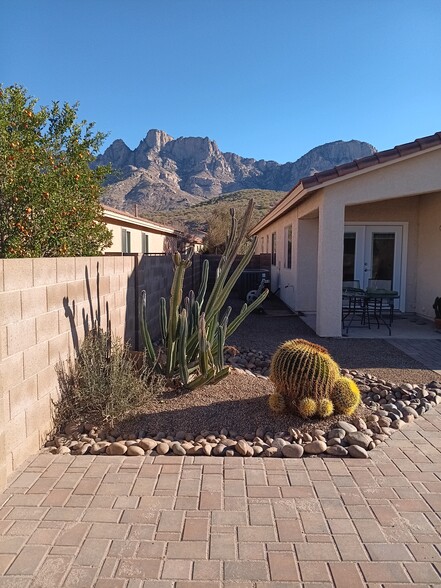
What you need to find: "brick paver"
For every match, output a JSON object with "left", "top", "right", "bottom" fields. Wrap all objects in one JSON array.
[{"left": 1, "top": 408, "right": 441, "bottom": 586}]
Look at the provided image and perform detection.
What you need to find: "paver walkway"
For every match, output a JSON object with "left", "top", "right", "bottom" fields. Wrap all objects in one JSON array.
[
  {"left": 390, "top": 339, "right": 441, "bottom": 375},
  {"left": 1, "top": 408, "right": 441, "bottom": 587}
]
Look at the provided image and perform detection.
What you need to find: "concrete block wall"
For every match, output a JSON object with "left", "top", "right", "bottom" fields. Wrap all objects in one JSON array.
[{"left": 0, "top": 255, "right": 136, "bottom": 488}]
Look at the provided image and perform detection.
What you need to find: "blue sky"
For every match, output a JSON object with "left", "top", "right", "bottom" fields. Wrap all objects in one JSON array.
[{"left": 2, "top": 0, "right": 440, "bottom": 163}]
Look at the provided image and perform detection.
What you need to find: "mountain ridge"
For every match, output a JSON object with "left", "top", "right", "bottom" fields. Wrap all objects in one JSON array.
[{"left": 95, "top": 130, "right": 377, "bottom": 214}]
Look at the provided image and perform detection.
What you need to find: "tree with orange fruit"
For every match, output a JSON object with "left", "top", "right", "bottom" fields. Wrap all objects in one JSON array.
[{"left": 0, "top": 85, "right": 112, "bottom": 257}]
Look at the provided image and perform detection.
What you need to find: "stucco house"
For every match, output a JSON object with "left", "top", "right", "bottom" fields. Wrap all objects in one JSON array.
[
  {"left": 102, "top": 205, "right": 184, "bottom": 254},
  {"left": 252, "top": 132, "right": 441, "bottom": 337}
]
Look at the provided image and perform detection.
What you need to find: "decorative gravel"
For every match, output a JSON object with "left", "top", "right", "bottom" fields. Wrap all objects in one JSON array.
[{"left": 45, "top": 345, "right": 441, "bottom": 459}]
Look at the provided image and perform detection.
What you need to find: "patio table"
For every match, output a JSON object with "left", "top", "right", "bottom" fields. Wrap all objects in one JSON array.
[{"left": 342, "top": 287, "right": 400, "bottom": 336}]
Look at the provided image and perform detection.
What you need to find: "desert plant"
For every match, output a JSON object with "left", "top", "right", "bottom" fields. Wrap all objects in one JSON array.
[
  {"left": 433, "top": 297, "right": 441, "bottom": 319},
  {"left": 54, "top": 328, "right": 161, "bottom": 430},
  {"left": 331, "top": 377, "right": 361, "bottom": 416},
  {"left": 269, "top": 338, "right": 360, "bottom": 418},
  {"left": 140, "top": 199, "right": 269, "bottom": 389}
]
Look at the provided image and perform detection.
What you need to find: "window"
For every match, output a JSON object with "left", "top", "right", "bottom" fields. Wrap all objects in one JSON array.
[
  {"left": 260, "top": 236, "right": 264, "bottom": 254},
  {"left": 284, "top": 225, "right": 292, "bottom": 269},
  {"left": 271, "top": 232, "right": 277, "bottom": 266},
  {"left": 266, "top": 235, "right": 269, "bottom": 254},
  {"left": 142, "top": 233, "right": 149, "bottom": 254},
  {"left": 122, "top": 229, "right": 131, "bottom": 253}
]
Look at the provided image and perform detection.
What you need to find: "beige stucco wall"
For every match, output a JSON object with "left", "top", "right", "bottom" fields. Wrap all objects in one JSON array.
[
  {"left": 345, "top": 195, "right": 419, "bottom": 313},
  {"left": 416, "top": 192, "right": 441, "bottom": 319},
  {"left": 253, "top": 148, "right": 441, "bottom": 336},
  {"left": 105, "top": 223, "right": 171, "bottom": 254}
]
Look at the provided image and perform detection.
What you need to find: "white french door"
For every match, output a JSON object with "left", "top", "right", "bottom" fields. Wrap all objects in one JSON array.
[{"left": 343, "top": 224, "right": 406, "bottom": 310}]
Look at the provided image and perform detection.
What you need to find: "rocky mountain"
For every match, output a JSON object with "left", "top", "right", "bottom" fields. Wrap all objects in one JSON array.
[{"left": 95, "top": 129, "right": 376, "bottom": 213}]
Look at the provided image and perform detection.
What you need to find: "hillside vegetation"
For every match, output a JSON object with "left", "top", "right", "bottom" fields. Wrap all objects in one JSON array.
[{"left": 148, "top": 189, "right": 286, "bottom": 235}]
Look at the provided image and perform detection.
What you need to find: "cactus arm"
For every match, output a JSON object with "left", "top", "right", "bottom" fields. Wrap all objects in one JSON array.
[
  {"left": 178, "top": 309, "right": 189, "bottom": 385},
  {"left": 225, "top": 289, "right": 269, "bottom": 339},
  {"left": 198, "top": 313, "right": 210, "bottom": 376},
  {"left": 159, "top": 297, "right": 167, "bottom": 345},
  {"left": 139, "top": 290, "right": 156, "bottom": 364},
  {"left": 196, "top": 260, "right": 209, "bottom": 306}
]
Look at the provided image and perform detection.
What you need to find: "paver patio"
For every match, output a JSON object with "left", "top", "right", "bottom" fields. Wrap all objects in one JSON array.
[{"left": 1, "top": 404, "right": 441, "bottom": 587}]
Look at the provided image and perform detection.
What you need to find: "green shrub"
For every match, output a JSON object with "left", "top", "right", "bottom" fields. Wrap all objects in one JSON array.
[{"left": 54, "top": 329, "right": 161, "bottom": 430}]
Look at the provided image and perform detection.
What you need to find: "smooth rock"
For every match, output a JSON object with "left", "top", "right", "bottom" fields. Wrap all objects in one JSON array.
[
  {"left": 346, "top": 432, "right": 372, "bottom": 449},
  {"left": 139, "top": 438, "right": 158, "bottom": 451},
  {"left": 303, "top": 440, "right": 327, "bottom": 454},
  {"left": 172, "top": 442, "right": 186, "bottom": 456},
  {"left": 326, "top": 445, "right": 348, "bottom": 456},
  {"left": 156, "top": 442, "right": 170, "bottom": 455},
  {"left": 281, "top": 443, "right": 304, "bottom": 458},
  {"left": 348, "top": 444, "right": 369, "bottom": 458},
  {"left": 337, "top": 421, "right": 357, "bottom": 433},
  {"left": 328, "top": 428, "right": 346, "bottom": 440},
  {"left": 106, "top": 442, "right": 127, "bottom": 456},
  {"left": 127, "top": 445, "right": 145, "bottom": 456}
]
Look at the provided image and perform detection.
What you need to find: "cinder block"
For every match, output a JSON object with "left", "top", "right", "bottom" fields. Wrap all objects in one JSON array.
[
  {"left": 0, "top": 291, "right": 22, "bottom": 326},
  {"left": 4, "top": 410, "right": 27, "bottom": 452},
  {"left": 48, "top": 332, "right": 70, "bottom": 365},
  {"left": 33, "top": 258, "right": 57, "bottom": 287},
  {"left": 47, "top": 282, "right": 68, "bottom": 312},
  {"left": 25, "top": 396, "right": 51, "bottom": 439},
  {"left": 67, "top": 280, "right": 85, "bottom": 304},
  {"left": 113, "top": 256, "right": 125, "bottom": 274},
  {"left": 37, "top": 364, "right": 58, "bottom": 400},
  {"left": 7, "top": 317, "right": 37, "bottom": 355},
  {"left": 98, "top": 275, "right": 111, "bottom": 296},
  {"left": 3, "top": 259, "right": 33, "bottom": 291},
  {"left": 56, "top": 257, "right": 76, "bottom": 283},
  {"left": 21, "top": 286, "right": 47, "bottom": 318},
  {"left": 8, "top": 375, "right": 38, "bottom": 420},
  {"left": 0, "top": 326, "right": 7, "bottom": 361},
  {"left": 36, "top": 311, "right": 60, "bottom": 343},
  {"left": 23, "top": 341, "right": 49, "bottom": 379},
  {"left": 102, "top": 255, "right": 116, "bottom": 275},
  {"left": 75, "top": 256, "right": 92, "bottom": 281},
  {"left": 0, "top": 351, "right": 24, "bottom": 393}
]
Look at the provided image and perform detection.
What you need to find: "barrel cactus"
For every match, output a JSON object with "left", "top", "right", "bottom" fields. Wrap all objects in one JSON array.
[{"left": 269, "top": 339, "right": 360, "bottom": 418}]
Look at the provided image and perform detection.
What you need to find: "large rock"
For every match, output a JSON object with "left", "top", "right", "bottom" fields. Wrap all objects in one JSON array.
[{"left": 346, "top": 432, "right": 372, "bottom": 449}]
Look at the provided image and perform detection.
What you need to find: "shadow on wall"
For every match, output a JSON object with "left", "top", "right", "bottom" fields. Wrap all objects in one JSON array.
[{"left": 63, "top": 262, "right": 111, "bottom": 356}]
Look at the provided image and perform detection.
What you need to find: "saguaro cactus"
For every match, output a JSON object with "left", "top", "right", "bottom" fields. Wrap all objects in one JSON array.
[{"left": 139, "top": 199, "right": 269, "bottom": 389}]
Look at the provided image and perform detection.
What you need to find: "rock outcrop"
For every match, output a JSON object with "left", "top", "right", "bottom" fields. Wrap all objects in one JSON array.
[{"left": 95, "top": 129, "right": 376, "bottom": 212}]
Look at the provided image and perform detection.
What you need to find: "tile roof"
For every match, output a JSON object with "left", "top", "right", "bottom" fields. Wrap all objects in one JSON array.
[{"left": 300, "top": 131, "right": 441, "bottom": 189}]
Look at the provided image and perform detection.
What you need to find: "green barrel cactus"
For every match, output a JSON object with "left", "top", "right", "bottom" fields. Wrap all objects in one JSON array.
[{"left": 269, "top": 339, "right": 360, "bottom": 418}]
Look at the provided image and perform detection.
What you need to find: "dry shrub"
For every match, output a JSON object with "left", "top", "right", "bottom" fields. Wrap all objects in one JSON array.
[{"left": 53, "top": 329, "right": 164, "bottom": 431}]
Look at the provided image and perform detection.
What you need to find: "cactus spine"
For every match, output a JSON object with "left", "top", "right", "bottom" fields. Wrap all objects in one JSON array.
[
  {"left": 269, "top": 338, "right": 361, "bottom": 418},
  {"left": 139, "top": 199, "right": 269, "bottom": 390}
]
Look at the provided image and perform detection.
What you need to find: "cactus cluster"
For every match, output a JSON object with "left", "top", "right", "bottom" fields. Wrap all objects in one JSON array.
[
  {"left": 269, "top": 338, "right": 360, "bottom": 418},
  {"left": 140, "top": 200, "right": 269, "bottom": 390}
]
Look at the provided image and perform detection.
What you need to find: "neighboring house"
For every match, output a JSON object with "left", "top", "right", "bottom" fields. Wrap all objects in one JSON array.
[
  {"left": 102, "top": 205, "right": 183, "bottom": 254},
  {"left": 252, "top": 132, "right": 441, "bottom": 337}
]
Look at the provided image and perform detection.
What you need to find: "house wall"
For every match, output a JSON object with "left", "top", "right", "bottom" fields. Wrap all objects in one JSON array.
[
  {"left": 0, "top": 253, "right": 202, "bottom": 489},
  {"left": 345, "top": 195, "right": 419, "bottom": 312},
  {"left": 105, "top": 223, "right": 173, "bottom": 254},
  {"left": 416, "top": 191, "right": 441, "bottom": 318},
  {"left": 254, "top": 149, "right": 441, "bottom": 336}
]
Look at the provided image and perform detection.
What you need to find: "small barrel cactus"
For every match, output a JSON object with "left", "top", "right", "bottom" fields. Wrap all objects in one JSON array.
[{"left": 269, "top": 338, "right": 360, "bottom": 418}]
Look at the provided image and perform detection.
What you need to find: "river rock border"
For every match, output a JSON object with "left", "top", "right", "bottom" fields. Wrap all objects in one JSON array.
[{"left": 45, "top": 362, "right": 441, "bottom": 460}]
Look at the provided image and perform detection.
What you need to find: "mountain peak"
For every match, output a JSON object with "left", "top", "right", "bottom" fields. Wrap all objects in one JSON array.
[{"left": 97, "top": 131, "right": 377, "bottom": 213}]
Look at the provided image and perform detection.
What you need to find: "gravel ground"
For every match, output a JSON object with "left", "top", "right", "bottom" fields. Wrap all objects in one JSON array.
[
  {"left": 228, "top": 294, "right": 437, "bottom": 385},
  {"left": 117, "top": 294, "right": 439, "bottom": 438}
]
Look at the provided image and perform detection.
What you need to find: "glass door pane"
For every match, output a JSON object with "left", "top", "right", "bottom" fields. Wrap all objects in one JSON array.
[
  {"left": 371, "top": 232, "right": 395, "bottom": 286},
  {"left": 343, "top": 232, "right": 356, "bottom": 281}
]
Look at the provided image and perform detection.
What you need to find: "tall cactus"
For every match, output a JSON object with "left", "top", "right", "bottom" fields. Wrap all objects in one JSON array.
[
  {"left": 139, "top": 199, "right": 269, "bottom": 389},
  {"left": 269, "top": 338, "right": 361, "bottom": 418}
]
